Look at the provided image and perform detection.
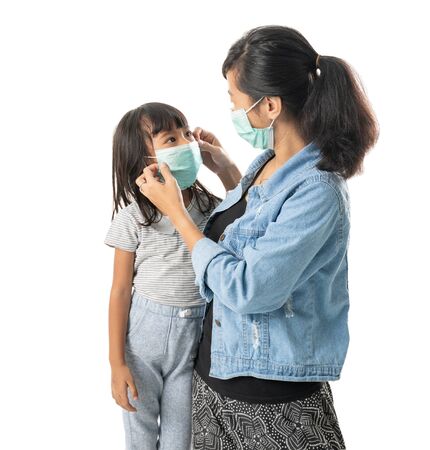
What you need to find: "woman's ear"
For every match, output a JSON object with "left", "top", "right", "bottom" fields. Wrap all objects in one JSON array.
[{"left": 266, "top": 96, "right": 283, "bottom": 121}]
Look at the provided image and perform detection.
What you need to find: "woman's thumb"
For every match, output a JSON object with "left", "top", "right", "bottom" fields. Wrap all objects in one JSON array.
[
  {"left": 197, "top": 139, "right": 217, "bottom": 154},
  {"left": 159, "top": 162, "right": 173, "bottom": 178}
]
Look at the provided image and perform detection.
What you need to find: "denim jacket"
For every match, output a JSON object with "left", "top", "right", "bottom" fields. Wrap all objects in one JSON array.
[{"left": 191, "top": 141, "right": 351, "bottom": 382}]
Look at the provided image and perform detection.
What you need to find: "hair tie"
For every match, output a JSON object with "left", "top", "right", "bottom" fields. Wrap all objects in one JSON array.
[{"left": 315, "top": 54, "right": 322, "bottom": 77}]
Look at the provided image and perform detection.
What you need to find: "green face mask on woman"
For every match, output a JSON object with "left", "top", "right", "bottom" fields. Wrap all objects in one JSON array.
[
  {"left": 146, "top": 141, "right": 203, "bottom": 190},
  {"left": 231, "top": 96, "right": 275, "bottom": 150}
]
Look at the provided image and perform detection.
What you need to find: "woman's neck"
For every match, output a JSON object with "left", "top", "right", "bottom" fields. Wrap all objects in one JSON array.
[{"left": 272, "top": 119, "right": 308, "bottom": 167}]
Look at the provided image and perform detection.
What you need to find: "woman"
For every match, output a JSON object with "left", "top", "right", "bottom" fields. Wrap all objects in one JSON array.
[{"left": 137, "top": 25, "right": 379, "bottom": 449}]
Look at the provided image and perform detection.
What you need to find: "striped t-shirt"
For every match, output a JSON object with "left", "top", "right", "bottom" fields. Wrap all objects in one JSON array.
[{"left": 104, "top": 192, "right": 222, "bottom": 307}]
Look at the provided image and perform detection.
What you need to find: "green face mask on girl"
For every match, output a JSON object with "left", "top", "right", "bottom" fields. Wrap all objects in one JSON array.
[{"left": 146, "top": 141, "right": 203, "bottom": 190}]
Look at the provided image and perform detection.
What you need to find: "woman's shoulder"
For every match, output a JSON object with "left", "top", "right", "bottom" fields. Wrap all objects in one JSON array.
[{"left": 292, "top": 168, "right": 350, "bottom": 215}]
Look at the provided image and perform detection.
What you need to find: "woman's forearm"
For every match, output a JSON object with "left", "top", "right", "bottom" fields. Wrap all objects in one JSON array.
[
  {"left": 172, "top": 212, "right": 206, "bottom": 253},
  {"left": 171, "top": 164, "right": 242, "bottom": 251},
  {"left": 217, "top": 163, "right": 242, "bottom": 191}
]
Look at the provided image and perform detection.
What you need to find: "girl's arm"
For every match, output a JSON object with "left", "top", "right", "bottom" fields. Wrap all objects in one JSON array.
[
  {"left": 108, "top": 249, "right": 134, "bottom": 366},
  {"left": 108, "top": 248, "right": 138, "bottom": 412}
]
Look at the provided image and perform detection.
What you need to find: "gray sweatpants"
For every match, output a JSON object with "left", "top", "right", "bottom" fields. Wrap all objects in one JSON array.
[{"left": 122, "top": 290, "right": 205, "bottom": 450}]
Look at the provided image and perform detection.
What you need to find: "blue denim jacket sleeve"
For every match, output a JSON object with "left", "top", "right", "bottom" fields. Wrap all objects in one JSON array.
[{"left": 191, "top": 180, "right": 340, "bottom": 314}]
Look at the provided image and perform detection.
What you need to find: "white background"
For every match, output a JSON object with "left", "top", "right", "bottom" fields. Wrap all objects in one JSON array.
[{"left": 1, "top": 1, "right": 429, "bottom": 449}]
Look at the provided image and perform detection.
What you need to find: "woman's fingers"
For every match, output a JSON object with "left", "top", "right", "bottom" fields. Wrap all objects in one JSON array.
[
  {"left": 142, "top": 163, "right": 159, "bottom": 181},
  {"left": 193, "top": 126, "right": 222, "bottom": 148},
  {"left": 192, "top": 127, "right": 202, "bottom": 141},
  {"left": 136, "top": 164, "right": 162, "bottom": 190},
  {"left": 193, "top": 126, "right": 214, "bottom": 144},
  {"left": 135, "top": 172, "right": 146, "bottom": 188},
  {"left": 157, "top": 162, "right": 174, "bottom": 182},
  {"left": 197, "top": 138, "right": 218, "bottom": 155}
]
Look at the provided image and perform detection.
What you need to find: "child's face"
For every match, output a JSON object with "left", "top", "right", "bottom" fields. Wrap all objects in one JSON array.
[{"left": 150, "top": 126, "right": 195, "bottom": 154}]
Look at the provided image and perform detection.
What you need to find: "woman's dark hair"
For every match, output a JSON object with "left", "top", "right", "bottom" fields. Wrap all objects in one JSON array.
[
  {"left": 110, "top": 102, "right": 219, "bottom": 223},
  {"left": 222, "top": 25, "right": 379, "bottom": 179}
]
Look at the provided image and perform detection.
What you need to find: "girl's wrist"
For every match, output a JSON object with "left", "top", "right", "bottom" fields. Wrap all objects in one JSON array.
[{"left": 110, "top": 357, "right": 126, "bottom": 368}]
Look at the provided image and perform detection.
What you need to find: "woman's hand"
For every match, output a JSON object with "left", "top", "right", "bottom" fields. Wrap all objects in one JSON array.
[
  {"left": 111, "top": 363, "right": 139, "bottom": 412},
  {"left": 193, "top": 127, "right": 236, "bottom": 175},
  {"left": 136, "top": 163, "right": 186, "bottom": 218}
]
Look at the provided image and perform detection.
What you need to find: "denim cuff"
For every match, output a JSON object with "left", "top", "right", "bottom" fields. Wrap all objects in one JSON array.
[{"left": 191, "top": 237, "right": 225, "bottom": 303}]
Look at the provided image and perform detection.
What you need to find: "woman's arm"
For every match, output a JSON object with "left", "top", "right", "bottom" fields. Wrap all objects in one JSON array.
[
  {"left": 193, "top": 126, "right": 242, "bottom": 191},
  {"left": 135, "top": 158, "right": 241, "bottom": 256},
  {"left": 190, "top": 180, "right": 341, "bottom": 314},
  {"left": 217, "top": 163, "right": 242, "bottom": 192}
]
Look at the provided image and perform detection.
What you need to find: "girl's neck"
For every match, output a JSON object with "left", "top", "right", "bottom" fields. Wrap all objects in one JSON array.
[{"left": 182, "top": 188, "right": 193, "bottom": 208}]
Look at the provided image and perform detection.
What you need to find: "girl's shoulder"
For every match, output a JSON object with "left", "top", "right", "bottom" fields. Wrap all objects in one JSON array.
[
  {"left": 202, "top": 194, "right": 223, "bottom": 218},
  {"left": 125, "top": 199, "right": 144, "bottom": 220},
  {"left": 213, "top": 195, "right": 223, "bottom": 208},
  {"left": 112, "top": 200, "right": 144, "bottom": 225}
]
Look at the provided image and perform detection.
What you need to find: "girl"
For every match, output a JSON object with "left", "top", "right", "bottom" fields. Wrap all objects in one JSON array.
[{"left": 103, "top": 102, "right": 226, "bottom": 450}]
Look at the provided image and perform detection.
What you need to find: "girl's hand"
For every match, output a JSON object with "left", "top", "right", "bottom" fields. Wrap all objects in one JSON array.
[
  {"left": 136, "top": 163, "right": 185, "bottom": 217},
  {"left": 193, "top": 127, "right": 236, "bottom": 175},
  {"left": 111, "top": 363, "right": 139, "bottom": 412}
]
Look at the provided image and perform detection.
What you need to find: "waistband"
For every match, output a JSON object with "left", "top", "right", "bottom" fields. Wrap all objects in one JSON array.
[{"left": 131, "top": 289, "right": 206, "bottom": 318}]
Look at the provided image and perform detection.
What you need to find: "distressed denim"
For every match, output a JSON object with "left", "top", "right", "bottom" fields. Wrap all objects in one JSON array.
[
  {"left": 191, "top": 141, "right": 351, "bottom": 382},
  {"left": 122, "top": 290, "right": 205, "bottom": 449}
]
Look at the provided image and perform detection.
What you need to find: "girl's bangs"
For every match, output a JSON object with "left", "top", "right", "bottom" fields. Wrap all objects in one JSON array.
[{"left": 139, "top": 103, "right": 189, "bottom": 136}]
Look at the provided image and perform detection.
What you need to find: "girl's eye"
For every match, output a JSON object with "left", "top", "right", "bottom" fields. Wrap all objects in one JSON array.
[
  {"left": 186, "top": 130, "right": 193, "bottom": 137},
  {"left": 166, "top": 137, "right": 176, "bottom": 143}
]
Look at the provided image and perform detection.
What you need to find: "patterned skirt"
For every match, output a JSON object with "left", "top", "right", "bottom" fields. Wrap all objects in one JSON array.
[{"left": 192, "top": 370, "right": 346, "bottom": 450}]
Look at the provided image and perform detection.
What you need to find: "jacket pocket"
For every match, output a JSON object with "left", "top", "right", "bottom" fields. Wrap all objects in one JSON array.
[{"left": 231, "top": 228, "right": 265, "bottom": 257}]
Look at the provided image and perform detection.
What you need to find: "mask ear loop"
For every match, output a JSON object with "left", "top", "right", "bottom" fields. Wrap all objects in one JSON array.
[
  {"left": 268, "top": 118, "right": 275, "bottom": 149},
  {"left": 245, "top": 96, "right": 265, "bottom": 114},
  {"left": 246, "top": 97, "right": 276, "bottom": 128}
]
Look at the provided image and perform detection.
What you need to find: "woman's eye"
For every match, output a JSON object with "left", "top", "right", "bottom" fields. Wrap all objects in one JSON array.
[
  {"left": 166, "top": 137, "right": 176, "bottom": 143},
  {"left": 186, "top": 130, "right": 193, "bottom": 137}
]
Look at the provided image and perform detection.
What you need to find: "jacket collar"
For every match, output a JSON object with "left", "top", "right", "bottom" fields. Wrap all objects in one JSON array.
[{"left": 241, "top": 140, "right": 322, "bottom": 200}]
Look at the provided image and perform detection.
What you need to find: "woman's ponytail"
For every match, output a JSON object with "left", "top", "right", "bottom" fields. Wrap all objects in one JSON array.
[{"left": 299, "top": 55, "right": 379, "bottom": 179}]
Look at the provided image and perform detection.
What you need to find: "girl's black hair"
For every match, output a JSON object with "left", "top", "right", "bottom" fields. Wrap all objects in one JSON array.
[
  {"left": 110, "top": 102, "right": 220, "bottom": 223},
  {"left": 222, "top": 25, "right": 379, "bottom": 179}
]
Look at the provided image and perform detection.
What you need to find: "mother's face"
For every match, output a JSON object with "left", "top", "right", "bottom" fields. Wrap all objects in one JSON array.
[{"left": 226, "top": 69, "right": 280, "bottom": 129}]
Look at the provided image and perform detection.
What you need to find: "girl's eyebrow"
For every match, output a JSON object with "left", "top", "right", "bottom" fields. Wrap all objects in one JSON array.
[{"left": 158, "top": 127, "right": 189, "bottom": 137}]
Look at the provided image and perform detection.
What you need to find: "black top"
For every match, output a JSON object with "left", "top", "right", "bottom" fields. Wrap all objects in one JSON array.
[{"left": 194, "top": 181, "right": 323, "bottom": 403}]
